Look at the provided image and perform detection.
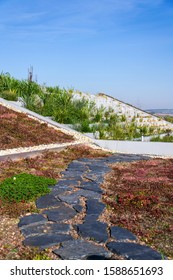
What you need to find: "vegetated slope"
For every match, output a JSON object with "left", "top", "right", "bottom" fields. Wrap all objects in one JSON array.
[
  {"left": 0, "top": 104, "right": 74, "bottom": 150},
  {"left": 73, "top": 91, "right": 173, "bottom": 133},
  {"left": 1, "top": 72, "right": 173, "bottom": 140}
]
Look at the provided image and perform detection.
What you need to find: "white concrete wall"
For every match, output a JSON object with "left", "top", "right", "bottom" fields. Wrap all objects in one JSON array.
[{"left": 94, "top": 139, "right": 173, "bottom": 157}]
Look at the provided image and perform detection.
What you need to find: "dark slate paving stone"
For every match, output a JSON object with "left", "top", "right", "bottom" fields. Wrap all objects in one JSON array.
[
  {"left": 85, "top": 214, "right": 99, "bottom": 222},
  {"left": 59, "top": 188, "right": 101, "bottom": 204},
  {"left": 67, "top": 162, "right": 88, "bottom": 172},
  {"left": 58, "top": 191, "right": 80, "bottom": 205},
  {"left": 77, "top": 158, "right": 97, "bottom": 163},
  {"left": 106, "top": 154, "right": 150, "bottom": 163},
  {"left": 23, "top": 234, "right": 73, "bottom": 249},
  {"left": 88, "top": 165, "right": 111, "bottom": 173},
  {"left": 77, "top": 220, "right": 108, "bottom": 243},
  {"left": 83, "top": 174, "right": 104, "bottom": 184},
  {"left": 77, "top": 189, "right": 102, "bottom": 200},
  {"left": 43, "top": 205, "right": 77, "bottom": 222},
  {"left": 21, "top": 222, "right": 71, "bottom": 237},
  {"left": 61, "top": 170, "right": 83, "bottom": 178},
  {"left": 85, "top": 255, "right": 111, "bottom": 260},
  {"left": 53, "top": 239, "right": 112, "bottom": 260},
  {"left": 21, "top": 224, "right": 46, "bottom": 237},
  {"left": 110, "top": 226, "right": 137, "bottom": 241},
  {"left": 54, "top": 179, "right": 80, "bottom": 188},
  {"left": 73, "top": 204, "right": 83, "bottom": 212},
  {"left": 50, "top": 187, "right": 72, "bottom": 196},
  {"left": 49, "top": 223, "right": 71, "bottom": 234},
  {"left": 62, "top": 176, "right": 83, "bottom": 181},
  {"left": 87, "top": 170, "right": 106, "bottom": 177},
  {"left": 87, "top": 162, "right": 107, "bottom": 168},
  {"left": 36, "top": 194, "right": 61, "bottom": 209},
  {"left": 18, "top": 214, "right": 47, "bottom": 228},
  {"left": 86, "top": 199, "right": 105, "bottom": 216},
  {"left": 107, "top": 242, "right": 163, "bottom": 260},
  {"left": 78, "top": 182, "right": 103, "bottom": 193}
]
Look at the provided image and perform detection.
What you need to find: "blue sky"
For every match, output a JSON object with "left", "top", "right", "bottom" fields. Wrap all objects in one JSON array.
[{"left": 0, "top": 0, "right": 173, "bottom": 109}]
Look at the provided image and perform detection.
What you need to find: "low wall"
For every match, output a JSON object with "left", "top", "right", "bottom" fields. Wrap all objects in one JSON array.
[{"left": 94, "top": 139, "right": 173, "bottom": 157}]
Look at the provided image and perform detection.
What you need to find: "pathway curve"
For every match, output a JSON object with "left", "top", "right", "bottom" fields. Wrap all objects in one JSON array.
[{"left": 18, "top": 153, "right": 164, "bottom": 260}]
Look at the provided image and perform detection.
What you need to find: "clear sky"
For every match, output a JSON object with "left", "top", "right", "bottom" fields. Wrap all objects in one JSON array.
[{"left": 0, "top": 0, "right": 173, "bottom": 109}]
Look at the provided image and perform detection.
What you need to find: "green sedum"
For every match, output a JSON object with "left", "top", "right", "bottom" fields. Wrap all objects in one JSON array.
[{"left": 0, "top": 173, "right": 56, "bottom": 203}]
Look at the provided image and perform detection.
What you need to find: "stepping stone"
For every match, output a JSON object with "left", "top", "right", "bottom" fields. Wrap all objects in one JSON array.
[
  {"left": 84, "top": 173, "right": 104, "bottom": 184},
  {"left": 78, "top": 182, "right": 103, "bottom": 193},
  {"left": 110, "top": 226, "right": 137, "bottom": 241},
  {"left": 107, "top": 242, "right": 163, "bottom": 260},
  {"left": 77, "top": 189, "right": 102, "bottom": 200},
  {"left": 43, "top": 205, "right": 77, "bottom": 222},
  {"left": 73, "top": 204, "right": 83, "bottom": 212},
  {"left": 85, "top": 255, "right": 111, "bottom": 260},
  {"left": 61, "top": 175, "right": 83, "bottom": 181},
  {"left": 83, "top": 174, "right": 98, "bottom": 181},
  {"left": 104, "top": 155, "right": 134, "bottom": 163},
  {"left": 36, "top": 194, "right": 61, "bottom": 209},
  {"left": 77, "top": 220, "right": 108, "bottom": 243},
  {"left": 50, "top": 187, "right": 72, "bottom": 196},
  {"left": 54, "top": 179, "right": 80, "bottom": 188},
  {"left": 18, "top": 214, "right": 47, "bottom": 228},
  {"left": 23, "top": 234, "right": 73, "bottom": 249},
  {"left": 58, "top": 191, "right": 80, "bottom": 205},
  {"left": 59, "top": 189, "right": 101, "bottom": 205},
  {"left": 77, "top": 158, "right": 96, "bottom": 163},
  {"left": 85, "top": 214, "right": 99, "bottom": 222},
  {"left": 67, "top": 162, "right": 88, "bottom": 172},
  {"left": 21, "top": 223, "right": 71, "bottom": 237},
  {"left": 107, "top": 155, "right": 149, "bottom": 163},
  {"left": 88, "top": 165, "right": 110, "bottom": 173},
  {"left": 86, "top": 199, "right": 105, "bottom": 216},
  {"left": 53, "top": 239, "right": 112, "bottom": 260},
  {"left": 61, "top": 170, "right": 83, "bottom": 178}
]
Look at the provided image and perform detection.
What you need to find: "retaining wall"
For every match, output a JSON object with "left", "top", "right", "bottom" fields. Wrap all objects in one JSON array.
[{"left": 94, "top": 139, "right": 173, "bottom": 157}]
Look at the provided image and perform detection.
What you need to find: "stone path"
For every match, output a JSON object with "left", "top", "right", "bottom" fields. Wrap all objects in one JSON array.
[{"left": 18, "top": 154, "right": 164, "bottom": 260}]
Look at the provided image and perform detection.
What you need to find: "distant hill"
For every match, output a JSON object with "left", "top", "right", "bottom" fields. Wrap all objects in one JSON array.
[{"left": 146, "top": 109, "right": 173, "bottom": 115}]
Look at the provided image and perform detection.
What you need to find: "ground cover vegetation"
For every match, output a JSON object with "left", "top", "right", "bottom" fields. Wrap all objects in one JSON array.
[
  {"left": 0, "top": 145, "right": 172, "bottom": 259},
  {"left": 0, "top": 173, "right": 55, "bottom": 203},
  {"left": 151, "top": 135, "right": 173, "bottom": 142},
  {"left": 0, "top": 145, "right": 110, "bottom": 259},
  {"left": 0, "top": 104, "right": 74, "bottom": 150},
  {"left": 0, "top": 72, "right": 166, "bottom": 140},
  {"left": 163, "top": 115, "right": 173, "bottom": 124},
  {"left": 102, "top": 159, "right": 173, "bottom": 259}
]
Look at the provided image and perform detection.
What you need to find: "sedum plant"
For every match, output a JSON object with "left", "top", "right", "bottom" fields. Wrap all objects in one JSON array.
[{"left": 0, "top": 173, "right": 56, "bottom": 203}]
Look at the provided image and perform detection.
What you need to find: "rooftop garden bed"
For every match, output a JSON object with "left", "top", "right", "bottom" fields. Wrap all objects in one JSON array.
[
  {"left": 0, "top": 104, "right": 74, "bottom": 150},
  {"left": 0, "top": 145, "right": 172, "bottom": 259},
  {"left": 102, "top": 158, "right": 173, "bottom": 259},
  {"left": 0, "top": 145, "right": 110, "bottom": 260}
]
